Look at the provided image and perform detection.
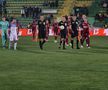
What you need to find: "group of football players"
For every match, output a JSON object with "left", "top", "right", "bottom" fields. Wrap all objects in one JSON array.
[
  {"left": 52, "top": 14, "right": 91, "bottom": 50},
  {"left": 30, "top": 14, "right": 91, "bottom": 50},
  {"left": 0, "top": 14, "right": 91, "bottom": 50},
  {"left": 0, "top": 17, "right": 20, "bottom": 50}
]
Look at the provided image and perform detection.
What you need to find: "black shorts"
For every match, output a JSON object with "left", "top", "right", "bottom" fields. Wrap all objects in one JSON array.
[
  {"left": 60, "top": 31, "right": 66, "bottom": 39},
  {"left": 38, "top": 32, "right": 46, "bottom": 39},
  {"left": 71, "top": 31, "right": 78, "bottom": 38}
]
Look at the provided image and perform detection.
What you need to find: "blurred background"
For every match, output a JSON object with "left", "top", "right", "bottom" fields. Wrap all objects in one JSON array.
[{"left": 0, "top": 0, "right": 108, "bottom": 28}]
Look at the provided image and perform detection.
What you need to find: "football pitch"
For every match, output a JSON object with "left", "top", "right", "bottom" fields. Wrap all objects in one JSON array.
[{"left": 0, "top": 36, "right": 108, "bottom": 90}]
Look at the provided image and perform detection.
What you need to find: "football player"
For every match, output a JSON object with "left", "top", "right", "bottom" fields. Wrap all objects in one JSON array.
[
  {"left": 8, "top": 19, "right": 19, "bottom": 50},
  {"left": 70, "top": 15, "right": 80, "bottom": 49},
  {"left": 0, "top": 16, "right": 9, "bottom": 48},
  {"left": 59, "top": 16, "right": 68, "bottom": 49},
  {"left": 37, "top": 15, "right": 46, "bottom": 50}
]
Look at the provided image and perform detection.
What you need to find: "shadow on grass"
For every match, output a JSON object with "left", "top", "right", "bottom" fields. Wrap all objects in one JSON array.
[
  {"left": 17, "top": 46, "right": 92, "bottom": 56},
  {"left": 56, "top": 50, "right": 91, "bottom": 55},
  {"left": 82, "top": 49, "right": 108, "bottom": 54},
  {"left": 18, "top": 47, "right": 47, "bottom": 55},
  {"left": 81, "top": 45, "right": 108, "bottom": 54}
]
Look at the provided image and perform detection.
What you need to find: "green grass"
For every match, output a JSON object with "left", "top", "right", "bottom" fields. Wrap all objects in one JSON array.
[{"left": 0, "top": 36, "right": 108, "bottom": 90}]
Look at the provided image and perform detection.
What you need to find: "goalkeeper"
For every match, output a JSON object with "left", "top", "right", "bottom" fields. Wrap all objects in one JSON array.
[{"left": 0, "top": 17, "right": 9, "bottom": 48}]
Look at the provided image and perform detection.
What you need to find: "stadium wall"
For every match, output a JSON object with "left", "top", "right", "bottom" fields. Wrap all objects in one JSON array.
[
  {"left": 0, "top": 28, "right": 108, "bottom": 37},
  {"left": 14, "top": 28, "right": 108, "bottom": 36}
]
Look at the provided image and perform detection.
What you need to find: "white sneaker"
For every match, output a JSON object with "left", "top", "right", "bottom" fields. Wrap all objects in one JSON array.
[
  {"left": 14, "top": 48, "right": 17, "bottom": 50},
  {"left": 46, "top": 39, "right": 48, "bottom": 42},
  {"left": 86, "top": 44, "right": 89, "bottom": 47},
  {"left": 54, "top": 40, "right": 57, "bottom": 43},
  {"left": 81, "top": 45, "right": 84, "bottom": 48},
  {"left": 69, "top": 43, "right": 72, "bottom": 46},
  {"left": 87, "top": 47, "right": 91, "bottom": 49},
  {"left": 66, "top": 44, "right": 69, "bottom": 46}
]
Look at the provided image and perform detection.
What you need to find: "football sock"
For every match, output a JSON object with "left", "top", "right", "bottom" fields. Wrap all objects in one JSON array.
[
  {"left": 59, "top": 40, "right": 62, "bottom": 46},
  {"left": 63, "top": 40, "right": 66, "bottom": 49},
  {"left": 66, "top": 38, "right": 68, "bottom": 44},
  {"left": 76, "top": 39, "right": 80, "bottom": 49},
  {"left": 55, "top": 36, "right": 57, "bottom": 40},
  {"left": 39, "top": 41, "right": 42, "bottom": 49},
  {"left": 42, "top": 40, "right": 46, "bottom": 45},
  {"left": 71, "top": 40, "right": 74, "bottom": 48},
  {"left": 14, "top": 42, "right": 17, "bottom": 50},
  {"left": 9, "top": 42, "right": 12, "bottom": 49},
  {"left": 58, "top": 40, "right": 62, "bottom": 49},
  {"left": 86, "top": 37, "right": 90, "bottom": 47},
  {"left": 81, "top": 37, "right": 85, "bottom": 46}
]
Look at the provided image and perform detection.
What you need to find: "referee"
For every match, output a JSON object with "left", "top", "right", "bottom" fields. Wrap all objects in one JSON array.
[
  {"left": 37, "top": 15, "right": 46, "bottom": 50},
  {"left": 70, "top": 15, "right": 80, "bottom": 49},
  {"left": 59, "top": 16, "right": 68, "bottom": 49}
]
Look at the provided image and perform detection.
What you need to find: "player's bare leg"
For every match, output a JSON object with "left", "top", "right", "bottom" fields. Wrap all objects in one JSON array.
[
  {"left": 66, "top": 36, "right": 69, "bottom": 46},
  {"left": 86, "top": 36, "right": 90, "bottom": 48},
  {"left": 81, "top": 35, "right": 86, "bottom": 48},
  {"left": 32, "top": 31, "right": 36, "bottom": 41},
  {"left": 54, "top": 35, "right": 58, "bottom": 43}
]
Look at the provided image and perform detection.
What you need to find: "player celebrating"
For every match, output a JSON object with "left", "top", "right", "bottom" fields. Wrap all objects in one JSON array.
[
  {"left": 59, "top": 16, "right": 68, "bottom": 50},
  {"left": 37, "top": 15, "right": 46, "bottom": 50},
  {"left": 0, "top": 16, "right": 9, "bottom": 49},
  {"left": 70, "top": 15, "right": 80, "bottom": 49},
  {"left": 8, "top": 19, "right": 19, "bottom": 50},
  {"left": 52, "top": 18, "right": 59, "bottom": 43},
  {"left": 81, "top": 18, "right": 90, "bottom": 48}
]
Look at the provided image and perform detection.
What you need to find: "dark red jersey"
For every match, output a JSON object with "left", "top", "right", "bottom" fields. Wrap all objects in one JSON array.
[
  {"left": 53, "top": 22, "right": 59, "bottom": 28},
  {"left": 82, "top": 21, "right": 90, "bottom": 36},
  {"left": 46, "top": 22, "right": 50, "bottom": 30},
  {"left": 31, "top": 22, "right": 37, "bottom": 31},
  {"left": 82, "top": 22, "right": 89, "bottom": 30}
]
